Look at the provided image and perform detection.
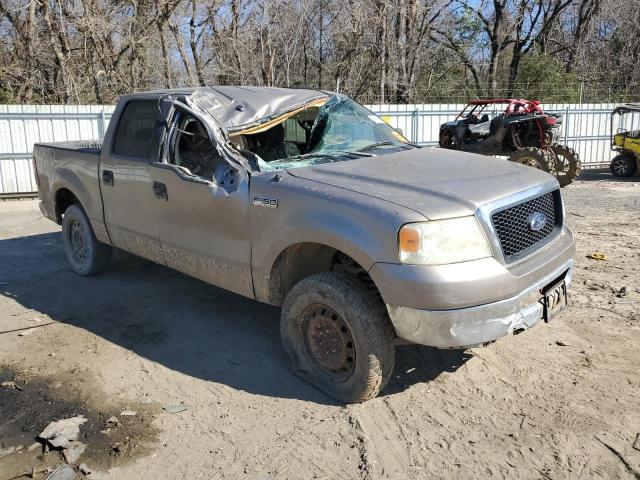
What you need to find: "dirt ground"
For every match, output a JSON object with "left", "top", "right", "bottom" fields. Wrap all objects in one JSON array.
[{"left": 1, "top": 171, "right": 639, "bottom": 480}]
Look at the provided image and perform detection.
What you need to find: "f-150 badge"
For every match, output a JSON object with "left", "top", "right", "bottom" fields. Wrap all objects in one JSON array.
[{"left": 253, "top": 196, "right": 278, "bottom": 208}]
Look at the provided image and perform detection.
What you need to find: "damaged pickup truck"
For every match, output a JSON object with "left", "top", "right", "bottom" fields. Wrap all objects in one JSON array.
[{"left": 34, "top": 87, "right": 575, "bottom": 403}]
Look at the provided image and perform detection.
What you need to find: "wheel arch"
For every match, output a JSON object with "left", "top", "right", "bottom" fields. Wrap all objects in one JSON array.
[
  {"left": 50, "top": 170, "right": 96, "bottom": 224},
  {"left": 261, "top": 242, "right": 381, "bottom": 306},
  {"left": 53, "top": 187, "right": 80, "bottom": 223},
  {"left": 51, "top": 173, "right": 111, "bottom": 245}
]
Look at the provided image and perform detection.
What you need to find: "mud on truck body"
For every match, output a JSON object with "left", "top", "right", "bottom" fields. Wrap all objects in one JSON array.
[{"left": 34, "top": 87, "right": 575, "bottom": 402}]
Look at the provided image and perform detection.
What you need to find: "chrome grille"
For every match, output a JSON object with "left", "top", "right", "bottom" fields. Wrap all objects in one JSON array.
[{"left": 491, "top": 191, "right": 561, "bottom": 261}]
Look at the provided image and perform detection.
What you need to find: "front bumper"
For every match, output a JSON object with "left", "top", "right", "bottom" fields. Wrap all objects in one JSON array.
[
  {"left": 372, "top": 225, "right": 575, "bottom": 348},
  {"left": 386, "top": 257, "right": 572, "bottom": 348}
]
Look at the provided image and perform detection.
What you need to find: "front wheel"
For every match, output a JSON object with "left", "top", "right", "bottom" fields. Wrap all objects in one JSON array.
[
  {"left": 280, "top": 272, "right": 396, "bottom": 403},
  {"left": 62, "top": 204, "right": 112, "bottom": 275},
  {"left": 551, "top": 143, "right": 582, "bottom": 187},
  {"left": 610, "top": 153, "right": 638, "bottom": 177},
  {"left": 509, "top": 147, "right": 556, "bottom": 175}
]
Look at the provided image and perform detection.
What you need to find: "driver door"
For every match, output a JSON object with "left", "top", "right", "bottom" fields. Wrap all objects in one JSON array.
[{"left": 149, "top": 107, "right": 253, "bottom": 298}]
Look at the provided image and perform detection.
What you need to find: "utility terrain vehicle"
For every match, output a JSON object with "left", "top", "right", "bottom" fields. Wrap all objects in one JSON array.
[
  {"left": 610, "top": 103, "right": 640, "bottom": 177},
  {"left": 439, "top": 99, "right": 581, "bottom": 186}
]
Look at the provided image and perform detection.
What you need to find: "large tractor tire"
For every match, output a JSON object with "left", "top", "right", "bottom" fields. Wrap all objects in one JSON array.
[
  {"left": 280, "top": 272, "right": 396, "bottom": 403},
  {"left": 62, "top": 204, "right": 112, "bottom": 275},
  {"left": 610, "top": 153, "right": 638, "bottom": 178},
  {"left": 509, "top": 147, "right": 556, "bottom": 175},
  {"left": 551, "top": 143, "right": 582, "bottom": 187}
]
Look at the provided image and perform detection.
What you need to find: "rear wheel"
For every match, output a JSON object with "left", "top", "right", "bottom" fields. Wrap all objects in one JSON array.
[
  {"left": 610, "top": 153, "right": 638, "bottom": 177},
  {"left": 509, "top": 147, "right": 556, "bottom": 174},
  {"left": 439, "top": 129, "right": 455, "bottom": 148},
  {"left": 62, "top": 204, "right": 112, "bottom": 275},
  {"left": 551, "top": 143, "right": 582, "bottom": 187},
  {"left": 280, "top": 272, "right": 396, "bottom": 403}
]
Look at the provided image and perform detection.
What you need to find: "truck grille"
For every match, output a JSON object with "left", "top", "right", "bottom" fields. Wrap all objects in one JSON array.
[{"left": 491, "top": 190, "right": 561, "bottom": 262}]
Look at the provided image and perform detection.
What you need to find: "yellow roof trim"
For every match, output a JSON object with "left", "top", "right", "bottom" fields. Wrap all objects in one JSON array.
[{"left": 231, "top": 98, "right": 329, "bottom": 136}]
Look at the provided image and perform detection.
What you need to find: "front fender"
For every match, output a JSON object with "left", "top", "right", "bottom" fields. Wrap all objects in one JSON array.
[
  {"left": 249, "top": 171, "right": 426, "bottom": 303},
  {"left": 260, "top": 208, "right": 385, "bottom": 277}
]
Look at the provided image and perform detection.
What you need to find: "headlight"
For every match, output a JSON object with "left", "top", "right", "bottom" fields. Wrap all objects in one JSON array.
[{"left": 398, "top": 217, "right": 492, "bottom": 265}]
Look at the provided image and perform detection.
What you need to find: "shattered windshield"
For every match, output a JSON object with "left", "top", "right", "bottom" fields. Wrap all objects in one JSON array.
[{"left": 258, "top": 95, "right": 411, "bottom": 171}]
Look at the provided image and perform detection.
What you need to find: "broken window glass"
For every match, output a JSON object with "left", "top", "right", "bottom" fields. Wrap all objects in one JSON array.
[{"left": 259, "top": 95, "right": 411, "bottom": 172}]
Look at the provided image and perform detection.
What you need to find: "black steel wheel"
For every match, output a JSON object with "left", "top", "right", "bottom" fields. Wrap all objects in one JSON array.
[
  {"left": 610, "top": 153, "right": 638, "bottom": 178},
  {"left": 302, "top": 304, "right": 356, "bottom": 380},
  {"left": 281, "top": 272, "right": 396, "bottom": 403},
  {"left": 62, "top": 204, "right": 112, "bottom": 275}
]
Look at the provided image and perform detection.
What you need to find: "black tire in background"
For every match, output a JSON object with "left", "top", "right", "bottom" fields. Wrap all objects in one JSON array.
[
  {"left": 551, "top": 143, "right": 582, "bottom": 187},
  {"left": 62, "top": 204, "right": 112, "bottom": 275},
  {"left": 509, "top": 147, "right": 556, "bottom": 175},
  {"left": 280, "top": 272, "right": 396, "bottom": 403},
  {"left": 439, "top": 129, "right": 455, "bottom": 148},
  {"left": 610, "top": 153, "right": 638, "bottom": 178}
]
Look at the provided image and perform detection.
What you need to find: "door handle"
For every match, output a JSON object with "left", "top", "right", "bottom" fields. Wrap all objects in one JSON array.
[
  {"left": 102, "top": 170, "right": 114, "bottom": 186},
  {"left": 152, "top": 181, "right": 168, "bottom": 200}
]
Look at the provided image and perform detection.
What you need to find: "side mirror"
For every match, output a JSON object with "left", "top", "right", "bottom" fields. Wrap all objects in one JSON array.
[{"left": 395, "top": 128, "right": 404, "bottom": 137}]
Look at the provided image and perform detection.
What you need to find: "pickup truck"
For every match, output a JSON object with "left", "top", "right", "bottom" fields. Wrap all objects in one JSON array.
[{"left": 34, "top": 87, "right": 575, "bottom": 403}]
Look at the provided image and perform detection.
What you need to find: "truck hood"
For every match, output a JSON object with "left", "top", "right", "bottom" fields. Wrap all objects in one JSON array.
[{"left": 286, "top": 148, "right": 557, "bottom": 220}]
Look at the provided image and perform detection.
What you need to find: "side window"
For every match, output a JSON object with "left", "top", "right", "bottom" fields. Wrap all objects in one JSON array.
[
  {"left": 112, "top": 100, "right": 158, "bottom": 160},
  {"left": 169, "top": 112, "right": 226, "bottom": 180}
]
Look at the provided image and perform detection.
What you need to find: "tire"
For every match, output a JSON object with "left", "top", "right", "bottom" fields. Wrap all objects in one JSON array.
[
  {"left": 280, "top": 272, "right": 396, "bottom": 403},
  {"left": 610, "top": 153, "right": 638, "bottom": 177},
  {"left": 439, "top": 129, "right": 454, "bottom": 148},
  {"left": 509, "top": 147, "right": 556, "bottom": 174},
  {"left": 551, "top": 143, "right": 582, "bottom": 187},
  {"left": 62, "top": 204, "right": 112, "bottom": 275}
]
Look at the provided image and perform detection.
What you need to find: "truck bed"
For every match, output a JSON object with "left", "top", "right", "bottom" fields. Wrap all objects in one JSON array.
[
  {"left": 34, "top": 140, "right": 103, "bottom": 153},
  {"left": 33, "top": 140, "right": 104, "bottom": 230}
]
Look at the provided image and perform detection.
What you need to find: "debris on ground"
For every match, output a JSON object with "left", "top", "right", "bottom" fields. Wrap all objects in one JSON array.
[
  {"left": 79, "top": 463, "right": 92, "bottom": 475},
  {"left": 615, "top": 286, "right": 628, "bottom": 298},
  {"left": 120, "top": 410, "right": 137, "bottom": 416},
  {"left": 583, "top": 279, "right": 607, "bottom": 290},
  {"left": 27, "top": 442, "right": 42, "bottom": 452},
  {"left": 44, "top": 463, "right": 76, "bottom": 480},
  {"left": 62, "top": 440, "right": 87, "bottom": 464},
  {"left": 586, "top": 252, "right": 606, "bottom": 260},
  {"left": 0, "top": 445, "right": 23, "bottom": 458},
  {"left": 17, "top": 329, "right": 34, "bottom": 336},
  {"left": 163, "top": 404, "right": 189, "bottom": 414},
  {"left": 1, "top": 380, "right": 23, "bottom": 390},
  {"left": 38, "top": 416, "right": 88, "bottom": 449},
  {"left": 555, "top": 341, "right": 569, "bottom": 347},
  {"left": 105, "top": 416, "right": 120, "bottom": 427}
]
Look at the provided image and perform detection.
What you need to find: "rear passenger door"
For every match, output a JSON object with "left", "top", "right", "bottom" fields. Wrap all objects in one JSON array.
[{"left": 100, "top": 98, "right": 166, "bottom": 264}]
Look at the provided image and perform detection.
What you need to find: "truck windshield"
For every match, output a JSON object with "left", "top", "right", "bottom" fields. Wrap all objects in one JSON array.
[{"left": 258, "top": 95, "right": 412, "bottom": 172}]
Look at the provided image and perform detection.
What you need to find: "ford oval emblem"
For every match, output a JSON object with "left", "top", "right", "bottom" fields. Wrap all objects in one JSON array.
[{"left": 528, "top": 212, "right": 547, "bottom": 232}]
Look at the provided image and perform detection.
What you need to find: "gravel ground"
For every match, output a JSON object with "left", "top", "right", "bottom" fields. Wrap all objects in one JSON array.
[{"left": 0, "top": 171, "right": 639, "bottom": 480}]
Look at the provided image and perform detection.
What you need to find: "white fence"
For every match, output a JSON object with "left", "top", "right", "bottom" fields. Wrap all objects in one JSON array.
[{"left": 0, "top": 102, "right": 628, "bottom": 195}]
